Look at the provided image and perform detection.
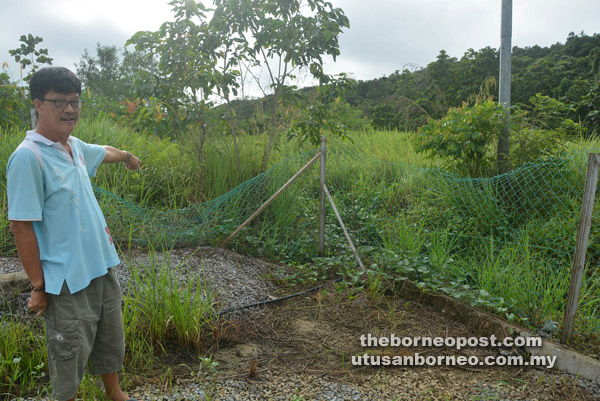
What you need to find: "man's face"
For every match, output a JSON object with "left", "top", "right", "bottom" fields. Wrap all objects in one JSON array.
[{"left": 34, "top": 91, "right": 80, "bottom": 139}]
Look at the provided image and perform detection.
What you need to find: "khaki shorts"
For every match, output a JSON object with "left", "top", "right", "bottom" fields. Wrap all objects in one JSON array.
[{"left": 44, "top": 269, "right": 125, "bottom": 401}]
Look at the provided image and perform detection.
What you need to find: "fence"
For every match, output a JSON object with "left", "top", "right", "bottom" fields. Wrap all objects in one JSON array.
[{"left": 1, "top": 135, "right": 599, "bottom": 342}]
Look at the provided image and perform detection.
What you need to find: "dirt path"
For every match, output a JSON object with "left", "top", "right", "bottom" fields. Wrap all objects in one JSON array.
[{"left": 182, "top": 289, "right": 598, "bottom": 400}]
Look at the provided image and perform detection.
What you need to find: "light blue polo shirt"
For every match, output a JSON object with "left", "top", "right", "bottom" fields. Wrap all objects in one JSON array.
[{"left": 6, "top": 131, "right": 120, "bottom": 295}]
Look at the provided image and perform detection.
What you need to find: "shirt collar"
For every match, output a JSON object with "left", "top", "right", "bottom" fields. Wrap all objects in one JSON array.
[{"left": 26, "top": 130, "right": 72, "bottom": 147}]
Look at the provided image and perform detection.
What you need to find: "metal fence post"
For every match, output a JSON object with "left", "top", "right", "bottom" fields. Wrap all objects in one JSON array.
[
  {"left": 319, "top": 136, "right": 326, "bottom": 256},
  {"left": 497, "top": 0, "right": 512, "bottom": 174}
]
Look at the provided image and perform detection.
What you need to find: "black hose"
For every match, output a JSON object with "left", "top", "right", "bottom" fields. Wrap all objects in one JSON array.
[{"left": 216, "top": 276, "right": 343, "bottom": 316}]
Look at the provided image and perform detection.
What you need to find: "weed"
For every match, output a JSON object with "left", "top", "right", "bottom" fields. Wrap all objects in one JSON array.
[
  {"left": 0, "top": 317, "right": 48, "bottom": 397},
  {"left": 123, "top": 246, "right": 218, "bottom": 353},
  {"left": 197, "top": 355, "right": 219, "bottom": 376}
]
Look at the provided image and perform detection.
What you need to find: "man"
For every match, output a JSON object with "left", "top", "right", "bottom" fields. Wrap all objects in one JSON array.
[{"left": 6, "top": 66, "right": 141, "bottom": 401}]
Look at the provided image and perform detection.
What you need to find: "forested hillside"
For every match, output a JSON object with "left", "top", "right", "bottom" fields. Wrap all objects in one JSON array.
[
  {"left": 346, "top": 32, "right": 600, "bottom": 132},
  {"left": 2, "top": 25, "right": 599, "bottom": 157}
]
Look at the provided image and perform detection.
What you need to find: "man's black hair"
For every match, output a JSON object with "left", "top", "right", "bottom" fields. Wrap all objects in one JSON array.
[{"left": 29, "top": 67, "right": 81, "bottom": 101}]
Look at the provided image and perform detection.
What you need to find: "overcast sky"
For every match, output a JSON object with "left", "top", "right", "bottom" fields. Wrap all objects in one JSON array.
[{"left": 1, "top": 0, "right": 599, "bottom": 88}]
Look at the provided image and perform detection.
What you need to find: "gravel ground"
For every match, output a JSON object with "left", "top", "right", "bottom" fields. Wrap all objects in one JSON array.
[
  {"left": 127, "top": 368, "right": 600, "bottom": 401},
  {"left": 0, "top": 256, "right": 21, "bottom": 275},
  {"left": 10, "top": 368, "right": 600, "bottom": 401},
  {"left": 2, "top": 248, "right": 600, "bottom": 401},
  {"left": 1, "top": 247, "right": 282, "bottom": 318},
  {"left": 113, "top": 247, "right": 284, "bottom": 312}
]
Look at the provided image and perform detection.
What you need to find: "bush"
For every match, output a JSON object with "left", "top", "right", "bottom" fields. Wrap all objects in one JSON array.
[
  {"left": 416, "top": 97, "right": 575, "bottom": 177},
  {"left": 415, "top": 100, "right": 505, "bottom": 177},
  {"left": 522, "top": 94, "right": 581, "bottom": 137},
  {"left": 579, "top": 80, "right": 600, "bottom": 135},
  {"left": 0, "top": 72, "right": 29, "bottom": 130}
]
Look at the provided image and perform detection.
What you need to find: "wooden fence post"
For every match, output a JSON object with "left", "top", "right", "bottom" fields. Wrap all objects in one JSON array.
[
  {"left": 323, "top": 184, "right": 365, "bottom": 272},
  {"left": 561, "top": 153, "right": 600, "bottom": 344},
  {"left": 219, "top": 151, "right": 321, "bottom": 247}
]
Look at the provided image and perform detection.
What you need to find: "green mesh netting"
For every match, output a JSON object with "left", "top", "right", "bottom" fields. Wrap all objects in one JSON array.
[
  {"left": 94, "top": 151, "right": 316, "bottom": 249},
  {"left": 2, "top": 137, "right": 600, "bottom": 336}
]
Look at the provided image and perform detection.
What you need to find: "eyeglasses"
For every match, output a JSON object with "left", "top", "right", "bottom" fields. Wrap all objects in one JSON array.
[{"left": 41, "top": 98, "right": 83, "bottom": 109}]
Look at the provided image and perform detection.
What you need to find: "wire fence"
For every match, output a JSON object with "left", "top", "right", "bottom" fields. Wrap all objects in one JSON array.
[{"left": 2, "top": 138, "right": 600, "bottom": 337}]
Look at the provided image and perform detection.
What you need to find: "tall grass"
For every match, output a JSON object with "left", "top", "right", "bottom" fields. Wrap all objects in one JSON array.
[
  {"left": 330, "top": 128, "right": 443, "bottom": 167},
  {"left": 75, "top": 116, "right": 203, "bottom": 209},
  {"left": 123, "top": 247, "right": 217, "bottom": 353},
  {"left": 0, "top": 126, "right": 23, "bottom": 254},
  {"left": 380, "top": 214, "right": 427, "bottom": 259},
  {"left": 0, "top": 246, "right": 217, "bottom": 398},
  {"left": 0, "top": 195, "right": 13, "bottom": 255},
  {"left": 0, "top": 317, "right": 48, "bottom": 397},
  {"left": 453, "top": 234, "right": 571, "bottom": 323}
]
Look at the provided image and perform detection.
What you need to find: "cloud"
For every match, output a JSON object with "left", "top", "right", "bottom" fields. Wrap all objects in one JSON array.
[
  {"left": 513, "top": 0, "right": 600, "bottom": 47},
  {"left": 325, "top": 0, "right": 501, "bottom": 79},
  {"left": 1, "top": 0, "right": 599, "bottom": 85},
  {"left": 325, "top": 0, "right": 599, "bottom": 80},
  {"left": 0, "top": 0, "right": 169, "bottom": 77}
]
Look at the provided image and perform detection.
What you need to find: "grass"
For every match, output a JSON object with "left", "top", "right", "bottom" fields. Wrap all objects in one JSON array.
[
  {"left": 0, "top": 194, "right": 13, "bottom": 255},
  {"left": 229, "top": 128, "right": 600, "bottom": 340},
  {"left": 0, "top": 245, "right": 218, "bottom": 399},
  {"left": 123, "top": 246, "right": 217, "bottom": 353},
  {"left": 0, "top": 317, "right": 48, "bottom": 397},
  {"left": 3, "top": 117, "right": 600, "bottom": 396}
]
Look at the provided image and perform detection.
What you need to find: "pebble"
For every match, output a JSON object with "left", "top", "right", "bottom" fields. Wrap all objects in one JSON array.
[
  {"left": 7, "top": 361, "right": 600, "bottom": 401},
  {"left": 0, "top": 247, "right": 283, "bottom": 314}
]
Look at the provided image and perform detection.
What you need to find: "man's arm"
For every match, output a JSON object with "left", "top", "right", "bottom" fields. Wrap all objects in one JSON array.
[
  {"left": 102, "top": 146, "right": 142, "bottom": 170},
  {"left": 10, "top": 220, "right": 47, "bottom": 316}
]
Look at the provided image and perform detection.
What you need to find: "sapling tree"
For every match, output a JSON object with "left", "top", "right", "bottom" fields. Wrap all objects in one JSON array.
[
  {"left": 8, "top": 34, "right": 54, "bottom": 127},
  {"left": 213, "top": 0, "right": 349, "bottom": 167},
  {"left": 293, "top": 72, "right": 356, "bottom": 146},
  {"left": 208, "top": 7, "right": 248, "bottom": 171},
  {"left": 415, "top": 100, "right": 506, "bottom": 177},
  {"left": 9, "top": 34, "right": 53, "bottom": 82},
  {"left": 127, "top": 0, "right": 218, "bottom": 160}
]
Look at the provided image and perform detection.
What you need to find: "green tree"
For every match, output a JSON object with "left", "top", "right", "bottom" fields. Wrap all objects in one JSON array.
[
  {"left": 427, "top": 50, "right": 456, "bottom": 106},
  {"left": 578, "top": 80, "right": 600, "bottom": 135},
  {"left": 7, "top": 34, "right": 54, "bottom": 127},
  {"left": 453, "top": 46, "right": 498, "bottom": 103},
  {"left": 214, "top": 0, "right": 349, "bottom": 166},
  {"left": 75, "top": 44, "right": 143, "bottom": 101},
  {"left": 127, "top": 0, "right": 218, "bottom": 160},
  {"left": 293, "top": 73, "right": 356, "bottom": 145},
  {"left": 416, "top": 100, "right": 506, "bottom": 177},
  {"left": 526, "top": 93, "right": 580, "bottom": 136},
  {"left": 9, "top": 34, "right": 53, "bottom": 82},
  {"left": 208, "top": 6, "right": 248, "bottom": 171},
  {"left": 75, "top": 44, "right": 143, "bottom": 120}
]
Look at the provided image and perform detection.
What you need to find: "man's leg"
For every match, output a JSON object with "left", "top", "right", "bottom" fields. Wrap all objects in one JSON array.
[
  {"left": 101, "top": 372, "right": 129, "bottom": 401},
  {"left": 90, "top": 270, "right": 129, "bottom": 400},
  {"left": 44, "top": 283, "right": 89, "bottom": 401}
]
